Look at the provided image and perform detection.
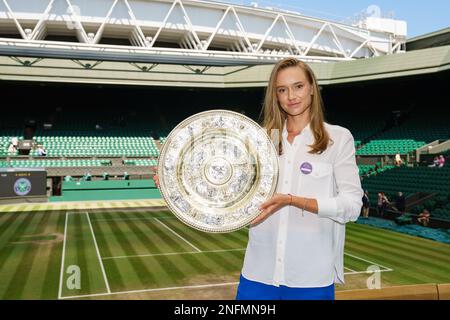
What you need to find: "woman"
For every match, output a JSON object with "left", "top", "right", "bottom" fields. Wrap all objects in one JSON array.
[
  {"left": 235, "top": 57, "right": 363, "bottom": 300},
  {"left": 154, "top": 57, "right": 363, "bottom": 300}
]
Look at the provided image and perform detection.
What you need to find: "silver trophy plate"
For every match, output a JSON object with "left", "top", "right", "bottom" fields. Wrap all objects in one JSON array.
[{"left": 157, "top": 110, "right": 279, "bottom": 233}]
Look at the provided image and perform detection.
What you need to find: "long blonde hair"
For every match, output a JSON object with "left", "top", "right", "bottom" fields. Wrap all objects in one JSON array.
[{"left": 260, "top": 57, "right": 332, "bottom": 155}]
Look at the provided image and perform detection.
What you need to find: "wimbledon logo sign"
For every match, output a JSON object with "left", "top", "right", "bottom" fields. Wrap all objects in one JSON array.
[{"left": 14, "top": 178, "right": 32, "bottom": 196}]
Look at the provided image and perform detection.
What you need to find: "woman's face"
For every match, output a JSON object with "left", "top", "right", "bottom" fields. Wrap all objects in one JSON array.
[{"left": 275, "top": 66, "right": 313, "bottom": 117}]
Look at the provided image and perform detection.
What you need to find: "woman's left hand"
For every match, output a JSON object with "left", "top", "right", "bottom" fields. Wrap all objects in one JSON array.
[{"left": 250, "top": 193, "right": 290, "bottom": 226}]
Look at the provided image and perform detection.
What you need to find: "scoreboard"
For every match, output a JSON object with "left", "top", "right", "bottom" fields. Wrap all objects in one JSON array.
[{"left": 0, "top": 168, "right": 47, "bottom": 198}]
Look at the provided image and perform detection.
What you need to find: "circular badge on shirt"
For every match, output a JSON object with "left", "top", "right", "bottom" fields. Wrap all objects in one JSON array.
[{"left": 300, "top": 162, "right": 313, "bottom": 175}]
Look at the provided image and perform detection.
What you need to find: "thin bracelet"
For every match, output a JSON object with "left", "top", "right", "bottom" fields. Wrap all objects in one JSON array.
[
  {"left": 301, "top": 198, "right": 308, "bottom": 217},
  {"left": 287, "top": 193, "right": 293, "bottom": 206}
]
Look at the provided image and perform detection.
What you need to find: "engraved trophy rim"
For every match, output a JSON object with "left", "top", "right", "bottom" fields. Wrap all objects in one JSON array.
[{"left": 157, "top": 109, "right": 279, "bottom": 233}]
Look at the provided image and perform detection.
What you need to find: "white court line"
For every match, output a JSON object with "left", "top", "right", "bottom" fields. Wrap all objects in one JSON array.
[
  {"left": 59, "top": 281, "right": 239, "bottom": 300},
  {"left": 344, "top": 269, "right": 393, "bottom": 276},
  {"left": 92, "top": 216, "right": 174, "bottom": 222},
  {"left": 153, "top": 217, "right": 202, "bottom": 252},
  {"left": 344, "top": 252, "right": 393, "bottom": 271},
  {"left": 102, "top": 248, "right": 247, "bottom": 260},
  {"left": 344, "top": 266, "right": 357, "bottom": 273},
  {"left": 103, "top": 250, "right": 390, "bottom": 275},
  {"left": 85, "top": 212, "right": 111, "bottom": 294},
  {"left": 65, "top": 213, "right": 393, "bottom": 299},
  {"left": 59, "top": 266, "right": 394, "bottom": 300},
  {"left": 57, "top": 212, "right": 69, "bottom": 300}
]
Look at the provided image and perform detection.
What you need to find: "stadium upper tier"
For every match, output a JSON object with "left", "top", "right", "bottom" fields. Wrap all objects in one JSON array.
[
  {"left": 356, "top": 112, "right": 450, "bottom": 156},
  {"left": 327, "top": 111, "right": 389, "bottom": 148},
  {"left": 33, "top": 132, "right": 160, "bottom": 157},
  {"left": 0, "top": 0, "right": 406, "bottom": 65},
  {"left": 1, "top": 106, "right": 449, "bottom": 158}
]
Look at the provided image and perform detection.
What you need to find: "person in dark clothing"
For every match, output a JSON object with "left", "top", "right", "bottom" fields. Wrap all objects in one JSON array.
[
  {"left": 377, "top": 192, "right": 389, "bottom": 218},
  {"left": 362, "top": 190, "right": 370, "bottom": 218},
  {"left": 395, "top": 191, "right": 406, "bottom": 214}
]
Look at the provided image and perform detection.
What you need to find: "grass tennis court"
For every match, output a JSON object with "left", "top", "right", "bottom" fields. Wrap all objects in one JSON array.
[{"left": 1, "top": 207, "right": 449, "bottom": 299}]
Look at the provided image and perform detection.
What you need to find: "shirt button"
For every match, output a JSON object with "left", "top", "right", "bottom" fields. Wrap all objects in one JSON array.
[{"left": 284, "top": 180, "right": 288, "bottom": 184}]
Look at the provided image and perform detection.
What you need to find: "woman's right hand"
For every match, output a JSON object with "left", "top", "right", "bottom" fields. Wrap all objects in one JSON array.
[{"left": 153, "top": 174, "right": 160, "bottom": 189}]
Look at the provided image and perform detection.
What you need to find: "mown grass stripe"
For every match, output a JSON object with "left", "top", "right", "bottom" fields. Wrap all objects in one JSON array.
[
  {"left": 209, "top": 227, "right": 249, "bottom": 248},
  {"left": 160, "top": 219, "right": 244, "bottom": 273},
  {"left": 0, "top": 205, "right": 13, "bottom": 213},
  {"left": 116, "top": 211, "right": 184, "bottom": 287},
  {"left": 27, "top": 210, "right": 60, "bottom": 299},
  {"left": 114, "top": 215, "right": 244, "bottom": 280},
  {"left": 89, "top": 219, "right": 126, "bottom": 293},
  {"left": 349, "top": 222, "right": 450, "bottom": 255},
  {"left": 343, "top": 254, "right": 372, "bottom": 272},
  {"left": 4, "top": 211, "right": 50, "bottom": 299},
  {"left": 103, "top": 211, "right": 157, "bottom": 289},
  {"left": 4, "top": 204, "right": 28, "bottom": 213},
  {"left": 132, "top": 244, "right": 218, "bottom": 287},
  {"left": 137, "top": 224, "right": 206, "bottom": 287},
  {"left": 0, "top": 213, "right": 23, "bottom": 245},
  {"left": 0, "top": 212, "right": 43, "bottom": 298},
  {"left": 135, "top": 213, "right": 202, "bottom": 286},
  {"left": 162, "top": 218, "right": 242, "bottom": 251},
  {"left": 61, "top": 212, "right": 107, "bottom": 297},
  {"left": 346, "top": 236, "right": 450, "bottom": 284},
  {"left": 107, "top": 215, "right": 157, "bottom": 255},
  {"left": 0, "top": 212, "right": 12, "bottom": 224},
  {"left": 41, "top": 211, "right": 66, "bottom": 299},
  {"left": 135, "top": 212, "right": 193, "bottom": 254},
  {"left": 93, "top": 211, "right": 141, "bottom": 292},
  {"left": 344, "top": 242, "right": 430, "bottom": 286},
  {"left": 348, "top": 225, "right": 450, "bottom": 264},
  {"left": 347, "top": 227, "right": 450, "bottom": 271},
  {"left": 73, "top": 213, "right": 91, "bottom": 295}
]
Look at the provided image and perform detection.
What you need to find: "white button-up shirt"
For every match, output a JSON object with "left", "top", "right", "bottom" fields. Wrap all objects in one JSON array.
[{"left": 241, "top": 121, "right": 363, "bottom": 288}]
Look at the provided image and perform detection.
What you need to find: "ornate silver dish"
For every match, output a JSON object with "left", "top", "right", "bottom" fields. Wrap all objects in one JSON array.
[{"left": 157, "top": 110, "right": 279, "bottom": 233}]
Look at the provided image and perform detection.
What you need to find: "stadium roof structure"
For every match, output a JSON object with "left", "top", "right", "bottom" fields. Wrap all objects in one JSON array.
[
  {"left": 1, "top": 0, "right": 446, "bottom": 88},
  {"left": 0, "top": 44, "right": 448, "bottom": 87},
  {"left": 0, "top": 0, "right": 406, "bottom": 65},
  {"left": 406, "top": 27, "right": 450, "bottom": 51}
]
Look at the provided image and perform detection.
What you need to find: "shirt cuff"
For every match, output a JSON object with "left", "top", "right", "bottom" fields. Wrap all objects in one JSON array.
[{"left": 317, "top": 196, "right": 338, "bottom": 218}]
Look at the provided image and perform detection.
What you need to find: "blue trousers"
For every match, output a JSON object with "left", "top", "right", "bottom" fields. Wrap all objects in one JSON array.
[{"left": 236, "top": 274, "right": 335, "bottom": 300}]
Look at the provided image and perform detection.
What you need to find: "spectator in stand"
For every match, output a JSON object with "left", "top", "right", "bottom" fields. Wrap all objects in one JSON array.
[
  {"left": 394, "top": 153, "right": 403, "bottom": 166},
  {"left": 417, "top": 209, "right": 431, "bottom": 227},
  {"left": 37, "top": 145, "right": 47, "bottom": 156},
  {"left": 11, "top": 136, "right": 18, "bottom": 148},
  {"left": 377, "top": 192, "right": 390, "bottom": 218},
  {"left": 361, "top": 190, "right": 370, "bottom": 218},
  {"left": 428, "top": 156, "right": 439, "bottom": 167},
  {"left": 395, "top": 191, "right": 406, "bottom": 214},
  {"left": 7, "top": 143, "right": 16, "bottom": 154},
  {"left": 438, "top": 155, "right": 446, "bottom": 168},
  {"left": 377, "top": 192, "right": 384, "bottom": 217},
  {"left": 373, "top": 163, "right": 379, "bottom": 175}
]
